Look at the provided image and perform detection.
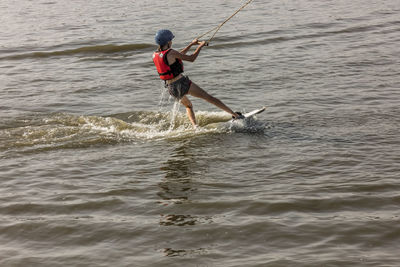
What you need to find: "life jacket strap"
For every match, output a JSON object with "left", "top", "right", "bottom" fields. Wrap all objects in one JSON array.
[{"left": 158, "top": 70, "right": 173, "bottom": 76}]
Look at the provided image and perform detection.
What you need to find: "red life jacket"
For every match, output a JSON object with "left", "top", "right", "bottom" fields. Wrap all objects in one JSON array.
[{"left": 152, "top": 49, "right": 184, "bottom": 80}]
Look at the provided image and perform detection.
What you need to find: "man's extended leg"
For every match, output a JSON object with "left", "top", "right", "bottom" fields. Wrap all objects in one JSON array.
[{"left": 188, "top": 82, "right": 238, "bottom": 118}]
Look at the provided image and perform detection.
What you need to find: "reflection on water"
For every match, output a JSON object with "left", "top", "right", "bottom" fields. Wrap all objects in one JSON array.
[
  {"left": 157, "top": 141, "right": 198, "bottom": 203},
  {"left": 160, "top": 214, "right": 196, "bottom": 227},
  {"left": 157, "top": 141, "right": 209, "bottom": 257},
  {"left": 160, "top": 214, "right": 213, "bottom": 227},
  {"left": 162, "top": 247, "right": 208, "bottom": 257}
]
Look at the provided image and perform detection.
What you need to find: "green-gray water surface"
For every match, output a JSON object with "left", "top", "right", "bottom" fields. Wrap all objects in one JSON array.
[{"left": 1, "top": 0, "right": 400, "bottom": 266}]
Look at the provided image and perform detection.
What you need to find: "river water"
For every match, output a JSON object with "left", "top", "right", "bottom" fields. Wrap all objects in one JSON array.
[{"left": 1, "top": 0, "right": 400, "bottom": 266}]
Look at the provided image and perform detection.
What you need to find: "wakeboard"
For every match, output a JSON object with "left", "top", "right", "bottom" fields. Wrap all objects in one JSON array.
[
  {"left": 233, "top": 107, "right": 266, "bottom": 120},
  {"left": 203, "top": 107, "right": 266, "bottom": 129},
  {"left": 242, "top": 107, "right": 266, "bottom": 118}
]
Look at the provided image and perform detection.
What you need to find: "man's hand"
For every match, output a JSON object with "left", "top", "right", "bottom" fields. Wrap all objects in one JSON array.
[
  {"left": 199, "top": 41, "right": 208, "bottom": 47},
  {"left": 178, "top": 39, "right": 208, "bottom": 62},
  {"left": 191, "top": 39, "right": 200, "bottom": 45}
]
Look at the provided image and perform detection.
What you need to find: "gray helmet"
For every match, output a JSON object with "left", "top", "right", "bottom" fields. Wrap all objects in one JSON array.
[{"left": 155, "top": 29, "right": 175, "bottom": 46}]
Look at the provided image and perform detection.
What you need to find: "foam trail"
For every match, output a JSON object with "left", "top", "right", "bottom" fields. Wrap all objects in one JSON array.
[{"left": 0, "top": 111, "right": 266, "bottom": 157}]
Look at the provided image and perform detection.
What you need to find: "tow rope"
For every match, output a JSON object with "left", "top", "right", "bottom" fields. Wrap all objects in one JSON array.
[{"left": 196, "top": 0, "right": 254, "bottom": 44}]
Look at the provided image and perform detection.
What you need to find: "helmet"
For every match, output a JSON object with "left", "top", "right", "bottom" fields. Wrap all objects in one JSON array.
[{"left": 155, "top": 29, "right": 175, "bottom": 46}]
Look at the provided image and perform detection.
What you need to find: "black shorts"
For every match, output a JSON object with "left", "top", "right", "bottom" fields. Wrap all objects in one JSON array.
[{"left": 167, "top": 75, "right": 192, "bottom": 99}]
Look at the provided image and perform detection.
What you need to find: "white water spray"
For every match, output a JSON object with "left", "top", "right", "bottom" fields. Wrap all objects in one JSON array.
[
  {"left": 168, "top": 101, "right": 181, "bottom": 131},
  {"left": 158, "top": 82, "right": 168, "bottom": 112}
]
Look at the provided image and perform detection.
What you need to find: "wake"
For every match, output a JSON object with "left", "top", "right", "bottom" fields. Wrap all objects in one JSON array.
[{"left": 0, "top": 110, "right": 266, "bottom": 156}]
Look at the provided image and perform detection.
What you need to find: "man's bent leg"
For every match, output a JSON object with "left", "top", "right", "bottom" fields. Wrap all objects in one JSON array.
[{"left": 180, "top": 96, "right": 197, "bottom": 128}]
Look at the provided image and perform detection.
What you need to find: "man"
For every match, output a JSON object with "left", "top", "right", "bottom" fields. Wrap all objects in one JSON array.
[{"left": 152, "top": 29, "right": 243, "bottom": 128}]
